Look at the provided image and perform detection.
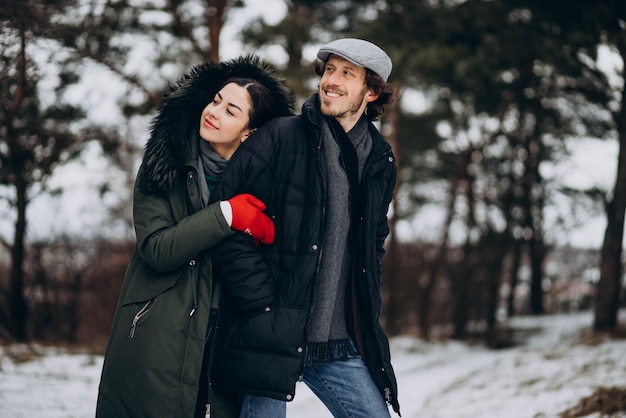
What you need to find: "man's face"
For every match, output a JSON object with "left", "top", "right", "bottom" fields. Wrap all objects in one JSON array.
[{"left": 318, "top": 55, "right": 378, "bottom": 130}]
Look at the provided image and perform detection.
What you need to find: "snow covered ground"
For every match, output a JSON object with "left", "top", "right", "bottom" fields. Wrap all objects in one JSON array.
[{"left": 0, "top": 311, "right": 625, "bottom": 418}]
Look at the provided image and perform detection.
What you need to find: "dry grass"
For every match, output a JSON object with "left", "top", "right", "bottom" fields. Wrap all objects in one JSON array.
[
  {"left": 560, "top": 386, "right": 626, "bottom": 418},
  {"left": 1, "top": 344, "right": 43, "bottom": 364},
  {"left": 0, "top": 340, "right": 102, "bottom": 369}
]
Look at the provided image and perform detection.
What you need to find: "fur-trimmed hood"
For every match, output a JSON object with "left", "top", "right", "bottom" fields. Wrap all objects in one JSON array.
[{"left": 137, "top": 55, "right": 295, "bottom": 195}]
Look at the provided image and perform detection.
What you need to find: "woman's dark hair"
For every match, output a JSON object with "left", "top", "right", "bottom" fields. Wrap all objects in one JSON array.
[
  {"left": 314, "top": 59, "right": 394, "bottom": 121},
  {"left": 218, "top": 77, "right": 276, "bottom": 129}
]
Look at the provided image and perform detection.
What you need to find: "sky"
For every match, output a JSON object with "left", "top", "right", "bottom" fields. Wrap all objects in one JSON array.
[{"left": 1, "top": 310, "right": 625, "bottom": 417}]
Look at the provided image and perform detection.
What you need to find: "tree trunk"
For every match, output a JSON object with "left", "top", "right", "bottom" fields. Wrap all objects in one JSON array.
[
  {"left": 526, "top": 136, "right": 546, "bottom": 316},
  {"left": 529, "top": 233, "right": 546, "bottom": 315},
  {"left": 7, "top": 26, "right": 29, "bottom": 341},
  {"left": 507, "top": 239, "right": 522, "bottom": 316},
  {"left": 207, "top": 0, "right": 227, "bottom": 61},
  {"left": 451, "top": 254, "right": 472, "bottom": 340},
  {"left": 419, "top": 151, "right": 469, "bottom": 339},
  {"left": 485, "top": 233, "right": 508, "bottom": 347},
  {"left": 594, "top": 47, "right": 626, "bottom": 330},
  {"left": 9, "top": 177, "right": 28, "bottom": 341},
  {"left": 68, "top": 272, "right": 82, "bottom": 343},
  {"left": 452, "top": 150, "right": 477, "bottom": 340}
]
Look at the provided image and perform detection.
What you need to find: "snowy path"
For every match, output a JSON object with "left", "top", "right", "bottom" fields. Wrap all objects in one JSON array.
[
  {"left": 291, "top": 312, "right": 626, "bottom": 418},
  {"left": 1, "top": 311, "right": 625, "bottom": 417}
]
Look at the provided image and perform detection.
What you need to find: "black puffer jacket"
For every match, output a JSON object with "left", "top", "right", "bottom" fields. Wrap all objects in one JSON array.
[
  {"left": 211, "top": 95, "right": 400, "bottom": 415},
  {"left": 96, "top": 56, "right": 294, "bottom": 418}
]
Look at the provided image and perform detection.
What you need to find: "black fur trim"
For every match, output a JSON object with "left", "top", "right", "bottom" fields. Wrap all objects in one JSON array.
[{"left": 137, "top": 55, "right": 295, "bottom": 195}]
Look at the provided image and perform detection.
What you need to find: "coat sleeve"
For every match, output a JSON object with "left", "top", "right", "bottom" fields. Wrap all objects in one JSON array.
[
  {"left": 375, "top": 156, "right": 397, "bottom": 281},
  {"left": 211, "top": 127, "right": 278, "bottom": 312},
  {"left": 133, "top": 184, "right": 234, "bottom": 273}
]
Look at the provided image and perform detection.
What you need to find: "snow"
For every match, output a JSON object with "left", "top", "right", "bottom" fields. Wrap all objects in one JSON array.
[{"left": 1, "top": 311, "right": 625, "bottom": 417}]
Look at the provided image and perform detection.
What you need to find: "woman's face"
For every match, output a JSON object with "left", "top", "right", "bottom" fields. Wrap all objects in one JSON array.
[{"left": 199, "top": 82, "right": 254, "bottom": 160}]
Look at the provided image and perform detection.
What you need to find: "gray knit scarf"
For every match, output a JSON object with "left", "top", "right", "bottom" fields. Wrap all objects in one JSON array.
[
  {"left": 306, "top": 114, "right": 372, "bottom": 364},
  {"left": 198, "top": 136, "right": 228, "bottom": 206},
  {"left": 199, "top": 135, "right": 229, "bottom": 320}
]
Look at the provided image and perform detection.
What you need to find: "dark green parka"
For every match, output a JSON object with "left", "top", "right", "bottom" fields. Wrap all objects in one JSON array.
[{"left": 95, "top": 56, "right": 294, "bottom": 418}]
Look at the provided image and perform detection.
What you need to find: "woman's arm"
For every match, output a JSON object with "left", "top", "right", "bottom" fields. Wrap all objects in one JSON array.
[{"left": 133, "top": 187, "right": 234, "bottom": 273}]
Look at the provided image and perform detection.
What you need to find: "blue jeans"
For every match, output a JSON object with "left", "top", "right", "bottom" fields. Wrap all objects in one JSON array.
[
  {"left": 239, "top": 393, "right": 286, "bottom": 418},
  {"left": 239, "top": 343, "right": 391, "bottom": 418}
]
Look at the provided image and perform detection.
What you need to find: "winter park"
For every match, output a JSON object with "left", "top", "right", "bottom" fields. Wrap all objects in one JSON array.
[{"left": 2, "top": 1, "right": 626, "bottom": 417}]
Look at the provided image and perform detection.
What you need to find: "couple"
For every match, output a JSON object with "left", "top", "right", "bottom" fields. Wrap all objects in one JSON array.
[{"left": 96, "top": 38, "right": 400, "bottom": 418}]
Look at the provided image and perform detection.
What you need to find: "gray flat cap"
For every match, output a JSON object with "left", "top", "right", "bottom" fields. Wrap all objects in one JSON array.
[{"left": 317, "top": 38, "right": 392, "bottom": 82}]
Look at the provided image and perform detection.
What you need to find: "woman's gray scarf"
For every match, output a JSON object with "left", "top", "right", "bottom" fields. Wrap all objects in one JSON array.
[
  {"left": 198, "top": 135, "right": 230, "bottom": 325},
  {"left": 198, "top": 136, "right": 228, "bottom": 206},
  {"left": 306, "top": 114, "right": 372, "bottom": 364}
]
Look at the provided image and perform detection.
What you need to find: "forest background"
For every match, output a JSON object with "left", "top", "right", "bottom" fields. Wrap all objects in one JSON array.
[{"left": 0, "top": 0, "right": 625, "bottom": 350}]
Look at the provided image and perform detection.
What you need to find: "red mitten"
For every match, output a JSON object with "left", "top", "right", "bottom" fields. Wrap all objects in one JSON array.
[{"left": 228, "top": 194, "right": 275, "bottom": 244}]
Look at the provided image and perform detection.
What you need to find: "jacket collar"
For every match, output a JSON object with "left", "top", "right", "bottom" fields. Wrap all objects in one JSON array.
[{"left": 302, "top": 93, "right": 391, "bottom": 159}]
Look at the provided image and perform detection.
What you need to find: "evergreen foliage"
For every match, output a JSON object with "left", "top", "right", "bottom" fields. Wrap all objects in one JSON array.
[{"left": 0, "top": 0, "right": 623, "bottom": 342}]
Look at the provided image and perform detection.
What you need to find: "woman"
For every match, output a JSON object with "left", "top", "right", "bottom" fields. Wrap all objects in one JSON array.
[{"left": 95, "top": 55, "right": 294, "bottom": 418}]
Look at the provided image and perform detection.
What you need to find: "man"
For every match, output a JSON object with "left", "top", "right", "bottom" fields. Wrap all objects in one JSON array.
[{"left": 210, "top": 38, "right": 400, "bottom": 417}]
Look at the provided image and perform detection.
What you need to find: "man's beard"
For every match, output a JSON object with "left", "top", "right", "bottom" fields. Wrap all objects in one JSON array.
[{"left": 319, "top": 86, "right": 368, "bottom": 119}]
